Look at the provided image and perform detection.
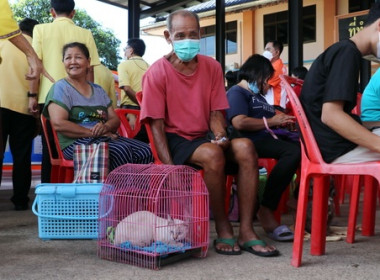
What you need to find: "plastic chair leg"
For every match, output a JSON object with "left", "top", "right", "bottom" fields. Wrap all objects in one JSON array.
[
  {"left": 291, "top": 174, "right": 311, "bottom": 267},
  {"left": 63, "top": 167, "right": 74, "bottom": 183},
  {"left": 346, "top": 175, "right": 361, "bottom": 243},
  {"left": 361, "top": 176, "right": 377, "bottom": 237},
  {"left": 50, "top": 166, "right": 60, "bottom": 183},
  {"left": 310, "top": 176, "right": 329, "bottom": 256},
  {"left": 225, "top": 175, "right": 234, "bottom": 215}
]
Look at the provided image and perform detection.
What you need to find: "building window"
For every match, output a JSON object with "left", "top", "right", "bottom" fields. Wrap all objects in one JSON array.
[
  {"left": 200, "top": 21, "right": 237, "bottom": 56},
  {"left": 349, "top": 0, "right": 374, "bottom": 12},
  {"left": 263, "top": 5, "right": 316, "bottom": 45}
]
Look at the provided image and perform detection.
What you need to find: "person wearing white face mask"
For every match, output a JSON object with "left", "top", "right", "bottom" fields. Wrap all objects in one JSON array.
[
  {"left": 263, "top": 40, "right": 287, "bottom": 109},
  {"left": 301, "top": 3, "right": 380, "bottom": 164},
  {"left": 141, "top": 10, "right": 280, "bottom": 257}
]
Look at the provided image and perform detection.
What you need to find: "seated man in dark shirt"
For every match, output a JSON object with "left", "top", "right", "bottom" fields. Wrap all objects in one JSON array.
[{"left": 301, "top": 3, "right": 380, "bottom": 164}]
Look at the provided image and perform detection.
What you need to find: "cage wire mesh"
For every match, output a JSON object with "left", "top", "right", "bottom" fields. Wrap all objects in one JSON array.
[{"left": 97, "top": 163, "right": 209, "bottom": 270}]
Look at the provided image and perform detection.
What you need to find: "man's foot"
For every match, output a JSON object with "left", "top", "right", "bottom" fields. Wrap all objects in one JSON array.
[
  {"left": 238, "top": 239, "right": 279, "bottom": 257},
  {"left": 214, "top": 238, "right": 241, "bottom": 255}
]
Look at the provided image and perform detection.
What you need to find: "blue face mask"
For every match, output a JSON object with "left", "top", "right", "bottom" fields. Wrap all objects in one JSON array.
[
  {"left": 248, "top": 81, "right": 260, "bottom": 94},
  {"left": 173, "top": 39, "right": 200, "bottom": 62}
]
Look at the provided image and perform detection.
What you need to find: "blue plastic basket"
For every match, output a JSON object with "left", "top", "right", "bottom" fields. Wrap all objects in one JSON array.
[{"left": 32, "top": 183, "right": 103, "bottom": 240}]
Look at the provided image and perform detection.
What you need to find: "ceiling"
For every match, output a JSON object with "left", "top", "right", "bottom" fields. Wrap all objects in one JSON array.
[{"left": 96, "top": 0, "right": 210, "bottom": 19}]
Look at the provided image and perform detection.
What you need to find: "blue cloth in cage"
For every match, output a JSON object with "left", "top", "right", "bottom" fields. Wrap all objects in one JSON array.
[{"left": 120, "top": 241, "right": 192, "bottom": 255}]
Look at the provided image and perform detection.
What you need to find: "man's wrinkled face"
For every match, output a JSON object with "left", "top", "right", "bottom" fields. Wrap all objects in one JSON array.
[{"left": 166, "top": 15, "right": 200, "bottom": 44}]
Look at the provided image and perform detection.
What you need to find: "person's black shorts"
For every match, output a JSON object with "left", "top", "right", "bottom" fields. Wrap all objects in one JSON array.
[
  {"left": 166, "top": 132, "right": 238, "bottom": 174},
  {"left": 166, "top": 133, "right": 208, "bottom": 165}
]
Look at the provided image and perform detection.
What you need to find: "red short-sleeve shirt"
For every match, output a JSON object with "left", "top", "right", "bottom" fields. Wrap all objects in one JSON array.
[{"left": 141, "top": 55, "right": 229, "bottom": 140}]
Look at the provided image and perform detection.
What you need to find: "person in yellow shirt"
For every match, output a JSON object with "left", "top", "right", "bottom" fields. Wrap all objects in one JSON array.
[
  {"left": 0, "top": 18, "right": 39, "bottom": 210},
  {"left": 94, "top": 64, "right": 117, "bottom": 109},
  {"left": 29, "top": 0, "right": 100, "bottom": 183},
  {"left": 0, "top": 0, "right": 47, "bottom": 81},
  {"left": 117, "top": 38, "right": 149, "bottom": 142},
  {"left": 263, "top": 40, "right": 287, "bottom": 109},
  {"left": 118, "top": 38, "right": 149, "bottom": 109}
]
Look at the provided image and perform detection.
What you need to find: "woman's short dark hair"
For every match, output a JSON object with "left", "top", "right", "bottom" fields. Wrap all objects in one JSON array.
[
  {"left": 238, "top": 54, "right": 274, "bottom": 85},
  {"left": 127, "top": 38, "right": 146, "bottom": 57},
  {"left": 62, "top": 42, "right": 90, "bottom": 60}
]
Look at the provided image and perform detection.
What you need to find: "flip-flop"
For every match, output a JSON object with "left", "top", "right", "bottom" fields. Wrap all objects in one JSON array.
[
  {"left": 213, "top": 238, "right": 241, "bottom": 255},
  {"left": 267, "top": 225, "right": 294, "bottom": 242},
  {"left": 239, "top": 239, "right": 279, "bottom": 257}
]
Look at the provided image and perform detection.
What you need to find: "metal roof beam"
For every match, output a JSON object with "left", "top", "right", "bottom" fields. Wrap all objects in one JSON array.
[{"left": 140, "top": 0, "right": 197, "bottom": 18}]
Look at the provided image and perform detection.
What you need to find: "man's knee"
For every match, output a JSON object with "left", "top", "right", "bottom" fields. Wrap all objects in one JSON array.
[
  {"left": 231, "top": 138, "right": 258, "bottom": 165},
  {"left": 193, "top": 144, "right": 225, "bottom": 171}
]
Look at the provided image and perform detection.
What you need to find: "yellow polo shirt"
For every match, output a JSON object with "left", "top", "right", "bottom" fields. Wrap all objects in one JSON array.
[
  {"left": 94, "top": 64, "right": 117, "bottom": 108},
  {"left": 32, "top": 17, "right": 100, "bottom": 104},
  {"left": 0, "top": 0, "right": 21, "bottom": 40},
  {"left": 117, "top": 56, "right": 149, "bottom": 106},
  {"left": 0, "top": 34, "right": 32, "bottom": 115}
]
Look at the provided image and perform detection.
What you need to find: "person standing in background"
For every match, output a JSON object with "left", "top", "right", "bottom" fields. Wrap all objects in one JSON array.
[
  {"left": 118, "top": 38, "right": 149, "bottom": 110},
  {"left": 0, "top": 18, "right": 39, "bottom": 210},
  {"left": 118, "top": 38, "right": 149, "bottom": 142},
  {"left": 95, "top": 63, "right": 117, "bottom": 108},
  {"left": 263, "top": 40, "right": 287, "bottom": 109},
  {"left": 0, "top": 0, "right": 50, "bottom": 200},
  {"left": 29, "top": 0, "right": 100, "bottom": 183}
]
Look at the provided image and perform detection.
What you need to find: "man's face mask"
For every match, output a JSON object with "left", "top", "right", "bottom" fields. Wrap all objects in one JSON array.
[
  {"left": 263, "top": 50, "right": 273, "bottom": 61},
  {"left": 173, "top": 39, "right": 200, "bottom": 62}
]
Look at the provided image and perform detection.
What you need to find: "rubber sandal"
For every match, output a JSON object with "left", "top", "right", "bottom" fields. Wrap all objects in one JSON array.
[
  {"left": 213, "top": 238, "right": 241, "bottom": 255},
  {"left": 267, "top": 225, "right": 294, "bottom": 242},
  {"left": 239, "top": 239, "right": 279, "bottom": 257}
]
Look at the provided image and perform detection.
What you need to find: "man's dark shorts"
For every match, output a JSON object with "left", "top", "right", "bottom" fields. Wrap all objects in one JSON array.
[
  {"left": 166, "top": 132, "right": 238, "bottom": 174},
  {"left": 166, "top": 133, "right": 208, "bottom": 165}
]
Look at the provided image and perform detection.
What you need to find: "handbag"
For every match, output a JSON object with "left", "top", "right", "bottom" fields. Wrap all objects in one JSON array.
[
  {"left": 73, "top": 141, "right": 109, "bottom": 183},
  {"left": 263, "top": 117, "right": 299, "bottom": 142}
]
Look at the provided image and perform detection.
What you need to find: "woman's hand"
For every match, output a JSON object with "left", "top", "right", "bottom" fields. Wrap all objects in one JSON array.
[
  {"left": 103, "top": 132, "right": 119, "bottom": 140},
  {"left": 91, "top": 122, "right": 111, "bottom": 137},
  {"left": 270, "top": 113, "right": 295, "bottom": 127}
]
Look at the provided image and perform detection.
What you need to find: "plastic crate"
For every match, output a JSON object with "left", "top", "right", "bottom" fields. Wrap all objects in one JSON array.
[{"left": 32, "top": 183, "right": 103, "bottom": 240}]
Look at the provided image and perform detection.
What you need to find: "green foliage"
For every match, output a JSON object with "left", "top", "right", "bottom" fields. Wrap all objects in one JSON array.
[{"left": 11, "top": 0, "right": 121, "bottom": 70}]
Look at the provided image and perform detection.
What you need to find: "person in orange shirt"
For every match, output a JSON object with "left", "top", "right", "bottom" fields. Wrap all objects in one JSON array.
[{"left": 263, "top": 40, "right": 287, "bottom": 109}]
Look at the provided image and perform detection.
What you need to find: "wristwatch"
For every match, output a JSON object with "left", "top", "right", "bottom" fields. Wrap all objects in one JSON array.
[{"left": 27, "top": 92, "right": 38, "bottom": 98}]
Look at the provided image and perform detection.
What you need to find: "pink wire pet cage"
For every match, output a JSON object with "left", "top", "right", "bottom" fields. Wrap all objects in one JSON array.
[{"left": 97, "top": 163, "right": 209, "bottom": 270}]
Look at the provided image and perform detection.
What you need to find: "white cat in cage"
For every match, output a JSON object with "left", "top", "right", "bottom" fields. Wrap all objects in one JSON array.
[{"left": 113, "top": 211, "right": 189, "bottom": 247}]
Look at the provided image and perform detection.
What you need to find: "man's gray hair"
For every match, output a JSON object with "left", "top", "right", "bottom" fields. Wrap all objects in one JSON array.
[{"left": 167, "top": 10, "right": 200, "bottom": 32}]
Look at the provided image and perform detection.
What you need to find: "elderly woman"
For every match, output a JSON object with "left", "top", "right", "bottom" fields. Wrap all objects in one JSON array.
[
  {"left": 43, "top": 42, "right": 152, "bottom": 170},
  {"left": 226, "top": 54, "right": 300, "bottom": 242}
]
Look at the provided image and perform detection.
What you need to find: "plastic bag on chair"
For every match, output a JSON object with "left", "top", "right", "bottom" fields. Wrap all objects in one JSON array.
[{"left": 73, "top": 141, "right": 109, "bottom": 183}]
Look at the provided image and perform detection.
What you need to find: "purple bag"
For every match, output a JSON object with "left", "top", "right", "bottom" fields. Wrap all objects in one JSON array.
[{"left": 270, "top": 128, "right": 299, "bottom": 142}]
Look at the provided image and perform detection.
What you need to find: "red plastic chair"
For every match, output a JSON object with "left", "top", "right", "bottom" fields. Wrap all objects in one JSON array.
[
  {"left": 114, "top": 108, "right": 141, "bottom": 138},
  {"left": 281, "top": 74, "right": 379, "bottom": 267},
  {"left": 40, "top": 115, "right": 74, "bottom": 183}
]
